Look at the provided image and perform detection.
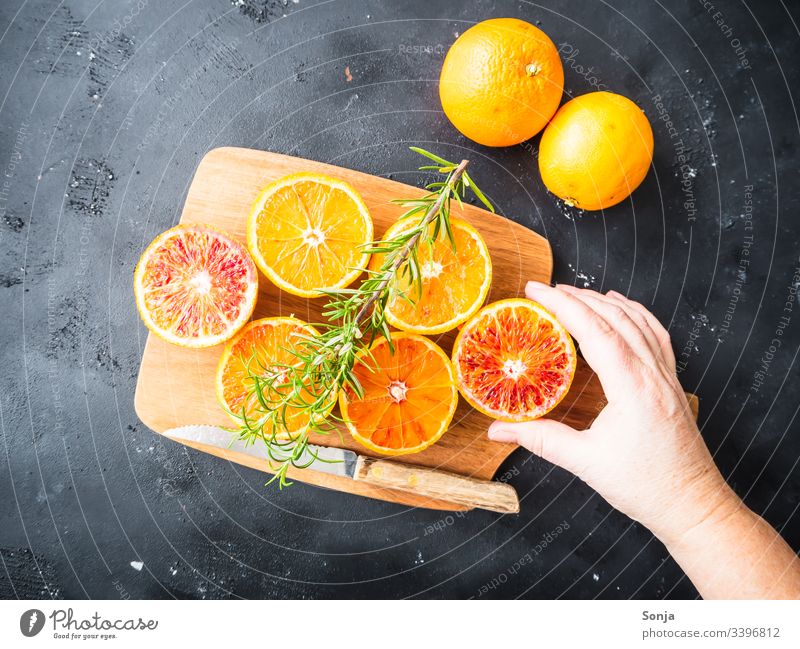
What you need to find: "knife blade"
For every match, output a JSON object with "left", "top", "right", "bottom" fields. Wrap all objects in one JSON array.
[
  {"left": 163, "top": 424, "right": 359, "bottom": 477},
  {"left": 162, "top": 424, "right": 519, "bottom": 514}
]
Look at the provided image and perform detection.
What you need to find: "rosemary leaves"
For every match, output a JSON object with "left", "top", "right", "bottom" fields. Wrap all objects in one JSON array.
[{"left": 231, "top": 147, "right": 494, "bottom": 487}]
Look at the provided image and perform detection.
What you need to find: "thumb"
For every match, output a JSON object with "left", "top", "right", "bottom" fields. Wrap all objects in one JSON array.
[{"left": 488, "top": 419, "right": 588, "bottom": 477}]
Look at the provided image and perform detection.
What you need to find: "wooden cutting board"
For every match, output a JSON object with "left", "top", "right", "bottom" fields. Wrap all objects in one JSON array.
[{"left": 135, "top": 147, "right": 698, "bottom": 511}]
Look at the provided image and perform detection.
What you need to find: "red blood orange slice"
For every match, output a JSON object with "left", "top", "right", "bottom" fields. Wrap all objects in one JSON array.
[
  {"left": 134, "top": 223, "right": 258, "bottom": 348},
  {"left": 452, "top": 298, "right": 576, "bottom": 422}
]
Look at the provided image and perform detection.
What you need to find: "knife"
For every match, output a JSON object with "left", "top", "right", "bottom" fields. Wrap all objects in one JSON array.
[{"left": 162, "top": 424, "right": 519, "bottom": 514}]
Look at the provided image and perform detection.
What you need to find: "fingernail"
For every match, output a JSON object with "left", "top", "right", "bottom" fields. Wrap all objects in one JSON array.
[
  {"left": 488, "top": 424, "right": 517, "bottom": 443},
  {"left": 526, "top": 280, "right": 551, "bottom": 295}
]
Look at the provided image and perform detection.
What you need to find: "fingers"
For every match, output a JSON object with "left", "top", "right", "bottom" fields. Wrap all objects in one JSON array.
[
  {"left": 525, "top": 281, "right": 637, "bottom": 400},
  {"left": 557, "top": 285, "right": 661, "bottom": 366},
  {"left": 488, "top": 418, "right": 588, "bottom": 478},
  {"left": 606, "top": 290, "right": 676, "bottom": 371},
  {"left": 539, "top": 282, "right": 677, "bottom": 374}
]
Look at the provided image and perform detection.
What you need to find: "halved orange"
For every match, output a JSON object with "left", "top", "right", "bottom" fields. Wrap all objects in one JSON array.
[
  {"left": 133, "top": 223, "right": 258, "bottom": 348},
  {"left": 452, "top": 298, "right": 576, "bottom": 422},
  {"left": 370, "top": 217, "right": 492, "bottom": 334},
  {"left": 246, "top": 172, "right": 373, "bottom": 298},
  {"left": 216, "top": 317, "right": 329, "bottom": 437},
  {"left": 339, "top": 333, "right": 458, "bottom": 455}
]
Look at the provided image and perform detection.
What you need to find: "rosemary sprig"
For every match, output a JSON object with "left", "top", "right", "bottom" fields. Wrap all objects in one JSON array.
[{"left": 231, "top": 147, "right": 494, "bottom": 487}]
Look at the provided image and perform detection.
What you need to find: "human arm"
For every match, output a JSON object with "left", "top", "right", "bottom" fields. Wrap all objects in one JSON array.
[{"left": 487, "top": 281, "right": 800, "bottom": 599}]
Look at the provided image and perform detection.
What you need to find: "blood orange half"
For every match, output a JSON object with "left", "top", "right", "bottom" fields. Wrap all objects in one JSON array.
[
  {"left": 452, "top": 298, "right": 576, "bottom": 422},
  {"left": 134, "top": 223, "right": 258, "bottom": 348},
  {"left": 339, "top": 333, "right": 458, "bottom": 455}
]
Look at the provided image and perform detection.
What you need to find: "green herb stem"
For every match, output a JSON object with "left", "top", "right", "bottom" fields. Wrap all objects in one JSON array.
[{"left": 233, "top": 148, "right": 494, "bottom": 488}]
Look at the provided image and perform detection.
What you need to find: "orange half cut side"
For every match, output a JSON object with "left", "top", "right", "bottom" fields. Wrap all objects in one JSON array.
[
  {"left": 247, "top": 173, "right": 373, "bottom": 298},
  {"left": 339, "top": 333, "right": 458, "bottom": 455},
  {"left": 452, "top": 298, "right": 576, "bottom": 422}
]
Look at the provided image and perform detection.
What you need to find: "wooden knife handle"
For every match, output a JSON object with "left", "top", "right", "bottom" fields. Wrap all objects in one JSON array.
[{"left": 354, "top": 457, "right": 520, "bottom": 514}]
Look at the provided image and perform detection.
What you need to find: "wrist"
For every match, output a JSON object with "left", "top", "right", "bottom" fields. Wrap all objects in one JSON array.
[{"left": 647, "top": 466, "right": 742, "bottom": 549}]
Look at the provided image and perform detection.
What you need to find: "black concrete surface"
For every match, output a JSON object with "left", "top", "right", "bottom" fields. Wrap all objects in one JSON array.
[{"left": 1, "top": 0, "right": 798, "bottom": 599}]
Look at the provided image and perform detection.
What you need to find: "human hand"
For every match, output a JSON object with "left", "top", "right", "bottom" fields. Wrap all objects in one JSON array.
[{"left": 488, "top": 281, "right": 737, "bottom": 544}]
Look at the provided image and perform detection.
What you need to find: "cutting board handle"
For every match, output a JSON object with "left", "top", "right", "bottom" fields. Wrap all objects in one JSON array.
[{"left": 355, "top": 457, "right": 520, "bottom": 514}]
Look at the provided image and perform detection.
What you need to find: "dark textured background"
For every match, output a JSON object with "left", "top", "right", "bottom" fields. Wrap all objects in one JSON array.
[{"left": 1, "top": 0, "right": 798, "bottom": 599}]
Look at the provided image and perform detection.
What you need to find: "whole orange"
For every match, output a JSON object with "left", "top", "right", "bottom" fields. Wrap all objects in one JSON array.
[
  {"left": 439, "top": 18, "right": 564, "bottom": 147},
  {"left": 538, "top": 91, "right": 654, "bottom": 210}
]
